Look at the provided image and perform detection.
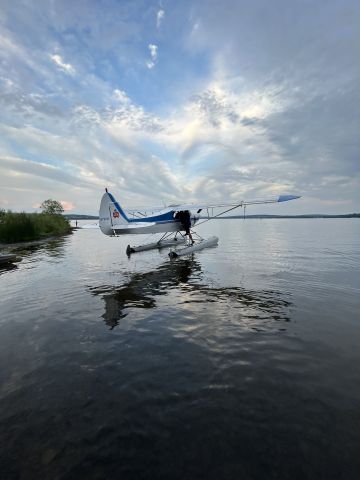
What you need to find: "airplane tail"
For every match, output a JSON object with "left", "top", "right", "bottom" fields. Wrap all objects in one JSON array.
[{"left": 99, "top": 189, "right": 129, "bottom": 235}]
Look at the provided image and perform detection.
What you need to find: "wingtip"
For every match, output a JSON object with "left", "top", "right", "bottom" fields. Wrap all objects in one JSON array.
[{"left": 278, "top": 194, "right": 301, "bottom": 202}]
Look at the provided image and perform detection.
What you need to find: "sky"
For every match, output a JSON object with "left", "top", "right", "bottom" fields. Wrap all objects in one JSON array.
[{"left": 0, "top": 0, "right": 359, "bottom": 215}]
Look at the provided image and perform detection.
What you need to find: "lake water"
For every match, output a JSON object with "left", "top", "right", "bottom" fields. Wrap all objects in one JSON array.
[{"left": 1, "top": 219, "right": 360, "bottom": 479}]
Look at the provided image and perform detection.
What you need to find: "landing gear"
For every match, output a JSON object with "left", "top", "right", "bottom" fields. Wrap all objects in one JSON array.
[
  {"left": 169, "top": 235, "right": 219, "bottom": 258},
  {"left": 126, "top": 232, "right": 185, "bottom": 255}
]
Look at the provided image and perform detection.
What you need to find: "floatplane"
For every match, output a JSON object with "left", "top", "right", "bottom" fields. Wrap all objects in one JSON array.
[{"left": 99, "top": 188, "right": 300, "bottom": 258}]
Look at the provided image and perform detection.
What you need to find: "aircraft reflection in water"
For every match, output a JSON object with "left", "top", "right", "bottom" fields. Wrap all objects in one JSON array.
[
  {"left": 90, "top": 258, "right": 199, "bottom": 329},
  {"left": 90, "top": 258, "right": 292, "bottom": 330}
]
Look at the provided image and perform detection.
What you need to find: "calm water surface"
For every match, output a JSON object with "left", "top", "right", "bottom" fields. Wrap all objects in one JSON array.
[{"left": 1, "top": 219, "right": 360, "bottom": 479}]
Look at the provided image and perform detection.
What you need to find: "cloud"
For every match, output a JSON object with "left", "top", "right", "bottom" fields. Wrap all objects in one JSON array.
[
  {"left": 146, "top": 43, "right": 158, "bottom": 69},
  {"left": 60, "top": 200, "right": 75, "bottom": 211},
  {"left": 0, "top": 0, "right": 359, "bottom": 214},
  {"left": 156, "top": 9, "right": 165, "bottom": 28},
  {"left": 0, "top": 87, "right": 65, "bottom": 119},
  {"left": 0, "top": 155, "right": 89, "bottom": 188},
  {"left": 50, "top": 54, "right": 75, "bottom": 75},
  {"left": 113, "top": 89, "right": 130, "bottom": 104},
  {"left": 149, "top": 44, "right": 158, "bottom": 60}
]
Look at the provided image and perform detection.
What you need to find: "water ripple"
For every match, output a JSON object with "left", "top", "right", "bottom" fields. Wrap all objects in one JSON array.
[{"left": 1, "top": 220, "right": 360, "bottom": 479}]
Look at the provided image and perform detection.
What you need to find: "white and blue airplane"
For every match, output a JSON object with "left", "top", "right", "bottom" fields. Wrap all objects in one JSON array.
[{"left": 99, "top": 188, "right": 300, "bottom": 257}]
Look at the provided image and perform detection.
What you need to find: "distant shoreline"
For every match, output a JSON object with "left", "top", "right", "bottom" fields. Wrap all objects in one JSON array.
[
  {"left": 202, "top": 214, "right": 360, "bottom": 219},
  {"left": 64, "top": 215, "right": 98, "bottom": 220},
  {"left": 0, "top": 232, "right": 73, "bottom": 251}
]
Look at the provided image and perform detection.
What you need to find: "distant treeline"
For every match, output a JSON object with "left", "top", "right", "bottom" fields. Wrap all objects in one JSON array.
[
  {"left": 0, "top": 211, "right": 71, "bottom": 243},
  {"left": 64, "top": 214, "right": 98, "bottom": 220},
  {"left": 200, "top": 214, "right": 360, "bottom": 219}
]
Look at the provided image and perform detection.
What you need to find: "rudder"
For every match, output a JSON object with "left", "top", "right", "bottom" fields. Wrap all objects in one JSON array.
[{"left": 99, "top": 190, "right": 129, "bottom": 235}]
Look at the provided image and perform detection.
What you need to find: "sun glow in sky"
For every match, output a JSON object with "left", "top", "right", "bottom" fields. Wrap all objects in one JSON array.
[{"left": 0, "top": 0, "right": 359, "bottom": 214}]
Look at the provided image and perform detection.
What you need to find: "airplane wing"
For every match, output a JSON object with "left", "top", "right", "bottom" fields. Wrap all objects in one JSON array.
[
  {"left": 119, "top": 195, "right": 300, "bottom": 219},
  {"left": 170, "top": 195, "right": 301, "bottom": 211}
]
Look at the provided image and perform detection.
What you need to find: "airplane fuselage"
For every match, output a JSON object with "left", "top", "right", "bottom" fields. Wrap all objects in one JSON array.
[
  {"left": 99, "top": 191, "right": 198, "bottom": 236},
  {"left": 111, "top": 218, "right": 195, "bottom": 235}
]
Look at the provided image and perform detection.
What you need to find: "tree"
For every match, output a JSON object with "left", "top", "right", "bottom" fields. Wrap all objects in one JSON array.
[{"left": 40, "top": 199, "right": 64, "bottom": 215}]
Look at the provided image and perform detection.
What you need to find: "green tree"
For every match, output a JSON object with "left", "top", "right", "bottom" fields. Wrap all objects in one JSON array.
[{"left": 40, "top": 199, "right": 64, "bottom": 215}]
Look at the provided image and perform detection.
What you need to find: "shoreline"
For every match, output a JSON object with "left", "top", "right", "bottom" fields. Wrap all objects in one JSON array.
[{"left": 0, "top": 229, "right": 74, "bottom": 251}]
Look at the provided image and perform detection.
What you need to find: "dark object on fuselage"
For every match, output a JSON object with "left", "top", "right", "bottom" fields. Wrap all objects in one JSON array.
[{"left": 175, "top": 210, "right": 191, "bottom": 234}]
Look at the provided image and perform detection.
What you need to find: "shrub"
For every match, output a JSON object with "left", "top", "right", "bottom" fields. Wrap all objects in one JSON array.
[{"left": 0, "top": 212, "right": 70, "bottom": 243}]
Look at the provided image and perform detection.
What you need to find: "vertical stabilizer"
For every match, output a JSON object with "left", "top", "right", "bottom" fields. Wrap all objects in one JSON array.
[{"left": 99, "top": 190, "right": 129, "bottom": 235}]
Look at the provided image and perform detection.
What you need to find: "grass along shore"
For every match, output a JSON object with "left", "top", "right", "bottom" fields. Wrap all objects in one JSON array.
[{"left": 0, "top": 211, "right": 71, "bottom": 244}]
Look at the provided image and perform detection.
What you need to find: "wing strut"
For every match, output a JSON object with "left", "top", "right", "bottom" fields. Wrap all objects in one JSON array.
[{"left": 195, "top": 203, "right": 244, "bottom": 227}]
